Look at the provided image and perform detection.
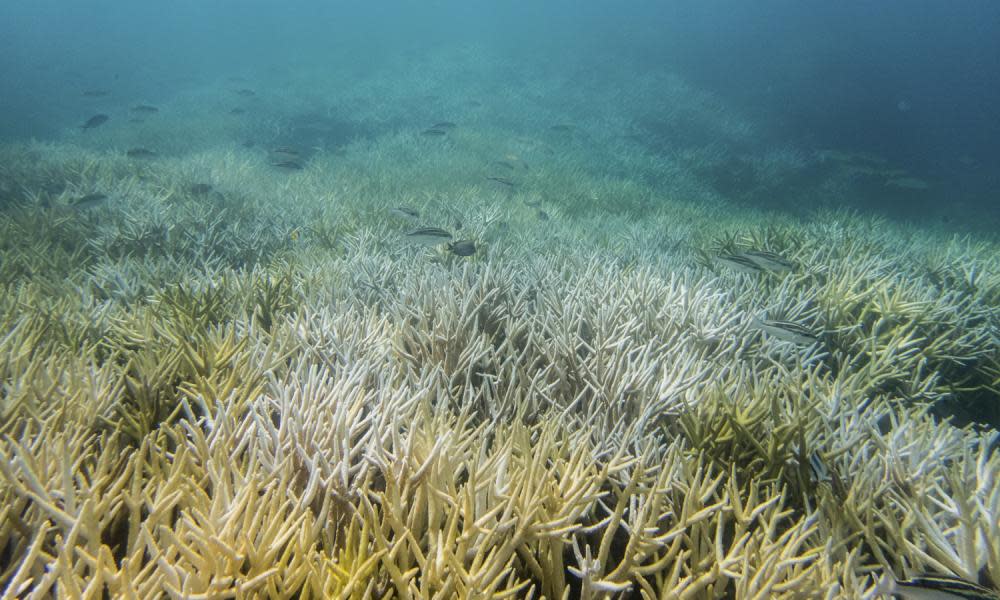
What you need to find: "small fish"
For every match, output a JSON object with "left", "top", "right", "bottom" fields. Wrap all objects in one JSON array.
[
  {"left": 486, "top": 176, "right": 515, "bottom": 188},
  {"left": 431, "top": 121, "right": 457, "bottom": 129},
  {"left": 739, "top": 250, "right": 795, "bottom": 273},
  {"left": 751, "top": 318, "right": 821, "bottom": 346},
  {"left": 188, "top": 183, "right": 213, "bottom": 195},
  {"left": 447, "top": 240, "right": 477, "bottom": 256},
  {"left": 70, "top": 193, "right": 108, "bottom": 209},
  {"left": 389, "top": 206, "right": 420, "bottom": 220},
  {"left": 714, "top": 253, "right": 764, "bottom": 274},
  {"left": 550, "top": 124, "right": 573, "bottom": 132},
  {"left": 421, "top": 128, "right": 447, "bottom": 136},
  {"left": 272, "top": 146, "right": 299, "bottom": 155},
  {"left": 537, "top": 210, "right": 550, "bottom": 221},
  {"left": 872, "top": 573, "right": 1000, "bottom": 599},
  {"left": 272, "top": 160, "right": 304, "bottom": 170},
  {"left": 236, "top": 88, "right": 256, "bottom": 97},
  {"left": 130, "top": 105, "right": 159, "bottom": 113},
  {"left": 128, "top": 118, "right": 145, "bottom": 124},
  {"left": 82, "top": 90, "right": 110, "bottom": 97},
  {"left": 405, "top": 227, "right": 453, "bottom": 246},
  {"left": 229, "top": 107, "right": 246, "bottom": 115},
  {"left": 126, "top": 148, "right": 156, "bottom": 158},
  {"left": 241, "top": 140, "right": 255, "bottom": 148},
  {"left": 81, "top": 114, "right": 109, "bottom": 130}
]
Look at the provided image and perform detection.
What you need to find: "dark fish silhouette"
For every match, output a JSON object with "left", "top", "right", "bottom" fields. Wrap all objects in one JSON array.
[
  {"left": 82, "top": 90, "right": 110, "bottom": 97},
  {"left": 431, "top": 121, "right": 456, "bottom": 129},
  {"left": 421, "top": 128, "right": 447, "bottom": 136},
  {"left": 272, "top": 160, "right": 304, "bottom": 170},
  {"left": 486, "top": 176, "right": 515, "bottom": 187},
  {"left": 235, "top": 89, "right": 255, "bottom": 97},
  {"left": 447, "top": 240, "right": 477, "bottom": 256},
  {"left": 81, "top": 114, "right": 109, "bottom": 130},
  {"left": 70, "top": 193, "right": 108, "bottom": 209},
  {"left": 131, "top": 105, "right": 159, "bottom": 113},
  {"left": 126, "top": 148, "right": 156, "bottom": 158},
  {"left": 188, "top": 183, "right": 213, "bottom": 195},
  {"left": 229, "top": 107, "right": 246, "bottom": 115}
]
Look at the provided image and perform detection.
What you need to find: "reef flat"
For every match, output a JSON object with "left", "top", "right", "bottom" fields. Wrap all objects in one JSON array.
[{"left": 0, "top": 53, "right": 998, "bottom": 598}]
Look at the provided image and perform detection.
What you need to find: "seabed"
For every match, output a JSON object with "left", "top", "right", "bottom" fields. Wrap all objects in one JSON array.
[{"left": 0, "top": 53, "right": 998, "bottom": 598}]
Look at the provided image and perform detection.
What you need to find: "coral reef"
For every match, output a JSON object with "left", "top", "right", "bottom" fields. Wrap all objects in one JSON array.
[{"left": 0, "top": 57, "right": 998, "bottom": 597}]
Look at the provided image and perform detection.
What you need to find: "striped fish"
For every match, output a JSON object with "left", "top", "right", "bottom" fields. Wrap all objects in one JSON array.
[
  {"left": 751, "top": 317, "right": 821, "bottom": 346},
  {"left": 715, "top": 253, "right": 764, "bottom": 274},
  {"left": 873, "top": 574, "right": 1000, "bottom": 599},
  {"left": 739, "top": 250, "right": 796, "bottom": 273},
  {"left": 405, "top": 227, "right": 453, "bottom": 246}
]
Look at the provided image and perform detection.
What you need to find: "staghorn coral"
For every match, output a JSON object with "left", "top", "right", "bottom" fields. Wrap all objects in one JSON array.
[{"left": 0, "top": 92, "right": 999, "bottom": 600}]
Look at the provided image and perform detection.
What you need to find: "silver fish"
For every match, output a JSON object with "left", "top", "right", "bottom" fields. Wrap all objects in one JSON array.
[
  {"left": 739, "top": 250, "right": 795, "bottom": 273},
  {"left": 715, "top": 253, "right": 764, "bottom": 274},
  {"left": 405, "top": 227, "right": 453, "bottom": 246},
  {"left": 873, "top": 574, "right": 1000, "bottom": 599},
  {"left": 751, "top": 317, "right": 821, "bottom": 346}
]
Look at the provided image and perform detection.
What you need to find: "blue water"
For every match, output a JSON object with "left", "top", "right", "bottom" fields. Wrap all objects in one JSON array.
[{"left": 2, "top": 0, "right": 998, "bottom": 221}]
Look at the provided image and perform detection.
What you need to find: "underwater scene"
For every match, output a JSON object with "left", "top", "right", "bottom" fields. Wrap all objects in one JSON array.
[{"left": 1, "top": 0, "right": 999, "bottom": 598}]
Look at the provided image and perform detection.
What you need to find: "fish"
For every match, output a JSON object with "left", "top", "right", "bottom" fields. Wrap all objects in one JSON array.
[
  {"left": 389, "top": 207, "right": 420, "bottom": 221},
  {"left": 70, "top": 193, "right": 108, "bottom": 209},
  {"left": 131, "top": 105, "right": 159, "bottom": 113},
  {"left": 81, "top": 114, "right": 109, "bottom": 130},
  {"left": 885, "top": 177, "right": 930, "bottom": 190},
  {"left": 272, "top": 160, "right": 304, "bottom": 170},
  {"left": 272, "top": 146, "right": 299, "bottom": 155},
  {"left": 739, "top": 250, "right": 795, "bottom": 273},
  {"left": 751, "top": 317, "right": 821, "bottom": 346},
  {"left": 537, "top": 210, "right": 550, "bottom": 221},
  {"left": 236, "top": 88, "right": 256, "bottom": 97},
  {"left": 405, "top": 227, "right": 453, "bottom": 246},
  {"left": 872, "top": 573, "right": 1000, "bottom": 599},
  {"left": 230, "top": 107, "right": 246, "bottom": 115},
  {"left": 82, "top": 90, "right": 110, "bottom": 97},
  {"left": 447, "top": 240, "right": 477, "bottom": 256},
  {"left": 714, "top": 253, "right": 764, "bottom": 274},
  {"left": 486, "top": 176, "right": 515, "bottom": 188},
  {"left": 421, "top": 128, "right": 448, "bottom": 136},
  {"left": 126, "top": 148, "right": 156, "bottom": 158},
  {"left": 550, "top": 124, "right": 573, "bottom": 132},
  {"left": 431, "top": 121, "right": 457, "bottom": 129},
  {"left": 188, "top": 183, "right": 213, "bottom": 195}
]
